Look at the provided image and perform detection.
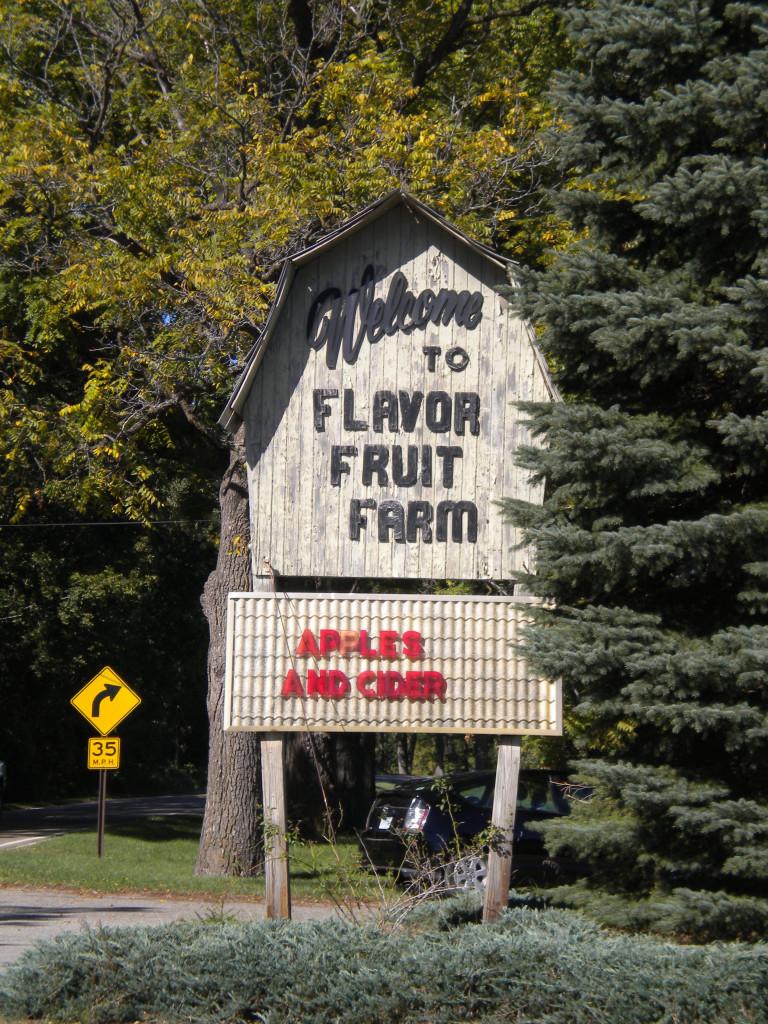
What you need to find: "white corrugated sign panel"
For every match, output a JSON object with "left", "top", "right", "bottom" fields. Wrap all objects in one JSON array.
[{"left": 224, "top": 593, "right": 561, "bottom": 736}]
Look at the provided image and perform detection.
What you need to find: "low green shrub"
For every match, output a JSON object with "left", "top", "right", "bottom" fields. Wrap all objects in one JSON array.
[
  {"left": 538, "top": 881, "right": 768, "bottom": 943},
  {"left": 1, "top": 906, "right": 766, "bottom": 1024}
]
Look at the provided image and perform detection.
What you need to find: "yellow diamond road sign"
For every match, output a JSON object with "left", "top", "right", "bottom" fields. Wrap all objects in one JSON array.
[{"left": 71, "top": 666, "right": 141, "bottom": 736}]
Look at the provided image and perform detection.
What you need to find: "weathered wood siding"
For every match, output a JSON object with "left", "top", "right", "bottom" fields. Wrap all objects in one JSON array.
[{"left": 242, "top": 205, "right": 551, "bottom": 581}]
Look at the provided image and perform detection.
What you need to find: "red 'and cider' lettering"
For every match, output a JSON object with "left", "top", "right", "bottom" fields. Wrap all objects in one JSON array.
[{"left": 280, "top": 668, "right": 446, "bottom": 701}]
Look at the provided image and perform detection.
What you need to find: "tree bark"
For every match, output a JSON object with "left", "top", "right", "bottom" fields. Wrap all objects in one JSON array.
[
  {"left": 284, "top": 731, "right": 336, "bottom": 838},
  {"left": 396, "top": 733, "right": 416, "bottom": 775},
  {"left": 334, "top": 732, "right": 375, "bottom": 830},
  {"left": 196, "top": 427, "right": 263, "bottom": 875},
  {"left": 411, "top": 0, "right": 474, "bottom": 88}
]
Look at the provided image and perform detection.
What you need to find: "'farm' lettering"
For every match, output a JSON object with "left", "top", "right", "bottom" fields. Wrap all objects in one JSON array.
[
  {"left": 350, "top": 498, "right": 478, "bottom": 543},
  {"left": 307, "top": 265, "right": 483, "bottom": 368}
]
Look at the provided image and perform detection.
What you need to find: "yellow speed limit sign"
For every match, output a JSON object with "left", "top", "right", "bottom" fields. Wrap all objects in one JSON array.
[{"left": 88, "top": 736, "right": 121, "bottom": 770}]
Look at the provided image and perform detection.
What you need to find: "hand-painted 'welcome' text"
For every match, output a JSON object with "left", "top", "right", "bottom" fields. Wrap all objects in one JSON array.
[{"left": 306, "top": 264, "right": 483, "bottom": 369}]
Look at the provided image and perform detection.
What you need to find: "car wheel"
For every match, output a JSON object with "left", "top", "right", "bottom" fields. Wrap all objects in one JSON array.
[{"left": 447, "top": 854, "right": 488, "bottom": 892}]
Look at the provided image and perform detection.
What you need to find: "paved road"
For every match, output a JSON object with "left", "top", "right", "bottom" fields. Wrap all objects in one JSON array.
[
  {"left": 0, "top": 795, "right": 341, "bottom": 969},
  {"left": 0, "top": 794, "right": 206, "bottom": 851},
  {"left": 0, "top": 887, "right": 339, "bottom": 969}
]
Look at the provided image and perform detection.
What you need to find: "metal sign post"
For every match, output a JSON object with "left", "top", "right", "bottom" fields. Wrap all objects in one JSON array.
[
  {"left": 96, "top": 769, "right": 107, "bottom": 858},
  {"left": 88, "top": 736, "right": 121, "bottom": 858}
]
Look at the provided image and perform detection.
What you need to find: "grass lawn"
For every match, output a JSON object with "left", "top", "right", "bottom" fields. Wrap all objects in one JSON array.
[{"left": 0, "top": 816, "right": 389, "bottom": 902}]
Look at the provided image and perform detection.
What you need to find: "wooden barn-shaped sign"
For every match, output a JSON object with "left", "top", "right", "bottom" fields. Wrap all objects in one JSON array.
[{"left": 220, "top": 191, "right": 557, "bottom": 582}]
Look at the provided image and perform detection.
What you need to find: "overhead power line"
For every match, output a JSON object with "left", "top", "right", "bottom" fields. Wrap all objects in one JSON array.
[{"left": 0, "top": 519, "right": 216, "bottom": 529}]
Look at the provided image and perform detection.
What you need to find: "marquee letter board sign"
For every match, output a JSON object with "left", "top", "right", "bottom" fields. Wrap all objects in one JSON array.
[
  {"left": 220, "top": 192, "right": 557, "bottom": 581},
  {"left": 224, "top": 593, "right": 561, "bottom": 736}
]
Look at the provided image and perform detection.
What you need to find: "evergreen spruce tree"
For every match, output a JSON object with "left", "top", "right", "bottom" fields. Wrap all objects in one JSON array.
[{"left": 506, "top": 0, "right": 768, "bottom": 940}]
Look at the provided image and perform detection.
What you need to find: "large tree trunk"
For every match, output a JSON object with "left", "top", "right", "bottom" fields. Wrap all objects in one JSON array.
[
  {"left": 196, "top": 428, "right": 263, "bottom": 875},
  {"left": 396, "top": 733, "right": 416, "bottom": 775},
  {"left": 285, "top": 732, "right": 335, "bottom": 839},
  {"left": 333, "top": 733, "right": 375, "bottom": 831}
]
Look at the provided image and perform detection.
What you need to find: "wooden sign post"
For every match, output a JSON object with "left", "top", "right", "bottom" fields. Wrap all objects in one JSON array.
[
  {"left": 261, "top": 735, "right": 290, "bottom": 918},
  {"left": 483, "top": 735, "right": 522, "bottom": 922},
  {"left": 219, "top": 193, "right": 560, "bottom": 922},
  {"left": 250, "top": 575, "right": 291, "bottom": 919}
]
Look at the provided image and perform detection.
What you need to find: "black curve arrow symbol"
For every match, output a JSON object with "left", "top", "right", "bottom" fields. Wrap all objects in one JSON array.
[{"left": 92, "top": 683, "right": 121, "bottom": 718}]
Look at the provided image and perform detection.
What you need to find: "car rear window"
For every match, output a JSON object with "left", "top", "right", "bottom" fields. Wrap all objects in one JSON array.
[
  {"left": 453, "top": 780, "right": 494, "bottom": 809},
  {"left": 517, "top": 780, "right": 563, "bottom": 814}
]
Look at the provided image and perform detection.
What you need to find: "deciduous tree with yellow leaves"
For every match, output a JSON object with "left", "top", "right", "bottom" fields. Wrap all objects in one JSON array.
[{"left": 0, "top": 0, "right": 569, "bottom": 873}]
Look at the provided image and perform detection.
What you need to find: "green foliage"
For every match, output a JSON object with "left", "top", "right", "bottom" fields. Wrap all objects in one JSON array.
[
  {"left": 0, "top": 0, "right": 570, "bottom": 522},
  {"left": 0, "top": 516, "right": 213, "bottom": 798},
  {"left": 539, "top": 880, "right": 768, "bottom": 945},
  {"left": 0, "top": 821, "right": 374, "bottom": 902},
  {"left": 504, "top": 0, "right": 768, "bottom": 939},
  {"left": 2, "top": 909, "right": 768, "bottom": 1023},
  {"left": 0, "top": 0, "right": 572, "bottom": 801}
]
